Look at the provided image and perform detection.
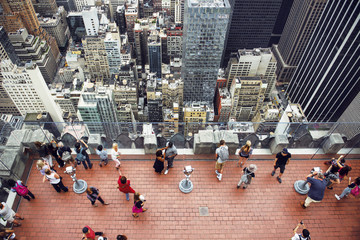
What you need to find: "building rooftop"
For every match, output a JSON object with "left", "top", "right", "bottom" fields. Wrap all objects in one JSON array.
[{"left": 188, "top": 0, "right": 229, "bottom": 8}]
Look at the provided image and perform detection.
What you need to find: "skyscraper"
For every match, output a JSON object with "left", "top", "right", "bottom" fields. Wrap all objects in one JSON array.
[
  {"left": 0, "top": 27, "right": 20, "bottom": 65},
  {"left": 0, "top": 0, "right": 60, "bottom": 64},
  {"left": 222, "top": 0, "right": 282, "bottom": 67},
  {"left": 31, "top": 0, "right": 58, "bottom": 17},
  {"left": 230, "top": 77, "right": 267, "bottom": 121},
  {"left": 9, "top": 28, "right": 58, "bottom": 83},
  {"left": 39, "top": 6, "right": 71, "bottom": 49},
  {"left": 287, "top": 0, "right": 360, "bottom": 122},
  {"left": 268, "top": 0, "right": 294, "bottom": 46},
  {"left": 82, "top": 36, "right": 111, "bottom": 82},
  {"left": 104, "top": 23, "right": 122, "bottom": 75},
  {"left": 272, "top": 0, "right": 327, "bottom": 85},
  {"left": 182, "top": 0, "right": 231, "bottom": 103},
  {"left": 148, "top": 35, "right": 162, "bottom": 78},
  {"left": 78, "top": 85, "right": 120, "bottom": 139},
  {"left": 225, "top": 48, "right": 277, "bottom": 100},
  {"left": 0, "top": 27, "right": 21, "bottom": 115},
  {"left": 0, "top": 60, "right": 64, "bottom": 122},
  {"left": 55, "top": 0, "right": 77, "bottom": 12}
]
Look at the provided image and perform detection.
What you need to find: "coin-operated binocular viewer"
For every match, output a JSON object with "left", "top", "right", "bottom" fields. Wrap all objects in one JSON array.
[
  {"left": 179, "top": 165, "right": 194, "bottom": 194},
  {"left": 64, "top": 166, "right": 87, "bottom": 194}
]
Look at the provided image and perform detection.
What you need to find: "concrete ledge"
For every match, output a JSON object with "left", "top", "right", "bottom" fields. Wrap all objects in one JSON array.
[
  {"left": 117, "top": 148, "right": 360, "bottom": 155},
  {"left": 0, "top": 191, "right": 17, "bottom": 226}
]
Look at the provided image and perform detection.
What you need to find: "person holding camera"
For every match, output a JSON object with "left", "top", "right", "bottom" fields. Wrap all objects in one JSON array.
[
  {"left": 75, "top": 139, "right": 92, "bottom": 170},
  {"left": 300, "top": 171, "right": 328, "bottom": 209},
  {"left": 291, "top": 221, "right": 311, "bottom": 240}
]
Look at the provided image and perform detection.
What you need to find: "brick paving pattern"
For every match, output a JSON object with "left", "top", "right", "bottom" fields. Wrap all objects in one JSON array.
[{"left": 14, "top": 155, "right": 360, "bottom": 239}]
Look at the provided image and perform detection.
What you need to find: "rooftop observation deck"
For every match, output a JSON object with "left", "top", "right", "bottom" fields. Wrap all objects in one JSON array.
[
  {"left": 0, "top": 120, "right": 359, "bottom": 239},
  {"left": 11, "top": 153, "right": 360, "bottom": 239}
]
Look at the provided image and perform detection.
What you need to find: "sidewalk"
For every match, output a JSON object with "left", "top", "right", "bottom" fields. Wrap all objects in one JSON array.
[{"left": 14, "top": 155, "right": 360, "bottom": 239}]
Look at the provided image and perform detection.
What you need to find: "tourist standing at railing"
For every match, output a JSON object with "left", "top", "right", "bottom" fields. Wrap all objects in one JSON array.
[
  {"left": 57, "top": 141, "right": 77, "bottom": 168},
  {"left": 43, "top": 168, "right": 68, "bottom": 193},
  {"left": 34, "top": 141, "right": 54, "bottom": 169},
  {"left": 324, "top": 162, "right": 341, "bottom": 190},
  {"left": 338, "top": 165, "right": 352, "bottom": 182},
  {"left": 47, "top": 141, "right": 65, "bottom": 168},
  {"left": 36, "top": 159, "right": 51, "bottom": 176},
  {"left": 238, "top": 140, "right": 253, "bottom": 168},
  {"left": 215, "top": 140, "right": 229, "bottom": 181},
  {"left": 271, "top": 148, "right": 291, "bottom": 183},
  {"left": 164, "top": 141, "right": 178, "bottom": 175},
  {"left": 153, "top": 149, "right": 165, "bottom": 174},
  {"left": 0, "top": 202, "right": 23, "bottom": 227},
  {"left": 7, "top": 179, "right": 35, "bottom": 202},
  {"left": 111, "top": 143, "right": 121, "bottom": 170},
  {"left": 75, "top": 139, "right": 93, "bottom": 170},
  {"left": 95, "top": 145, "right": 108, "bottom": 167}
]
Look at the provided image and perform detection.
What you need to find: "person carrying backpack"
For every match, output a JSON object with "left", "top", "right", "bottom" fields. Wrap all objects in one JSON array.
[
  {"left": 335, "top": 176, "right": 360, "bottom": 200},
  {"left": 8, "top": 179, "right": 35, "bottom": 201},
  {"left": 75, "top": 139, "right": 92, "bottom": 170},
  {"left": 215, "top": 140, "right": 229, "bottom": 181},
  {"left": 237, "top": 164, "right": 257, "bottom": 189}
]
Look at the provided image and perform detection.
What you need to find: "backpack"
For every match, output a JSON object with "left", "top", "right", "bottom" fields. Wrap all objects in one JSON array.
[
  {"left": 59, "top": 148, "right": 72, "bottom": 161},
  {"left": 13, "top": 182, "right": 29, "bottom": 196},
  {"left": 351, "top": 185, "right": 359, "bottom": 197},
  {"left": 218, "top": 146, "right": 229, "bottom": 161},
  {"left": 76, "top": 147, "right": 86, "bottom": 162}
]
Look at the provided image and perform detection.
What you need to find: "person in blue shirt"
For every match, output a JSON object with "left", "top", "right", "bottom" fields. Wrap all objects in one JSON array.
[{"left": 301, "top": 171, "right": 328, "bottom": 208}]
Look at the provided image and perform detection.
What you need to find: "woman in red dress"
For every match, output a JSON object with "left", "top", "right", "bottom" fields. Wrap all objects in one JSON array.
[{"left": 117, "top": 174, "right": 135, "bottom": 201}]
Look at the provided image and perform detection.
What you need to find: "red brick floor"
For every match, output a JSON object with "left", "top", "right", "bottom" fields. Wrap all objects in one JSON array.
[{"left": 15, "top": 155, "right": 360, "bottom": 239}]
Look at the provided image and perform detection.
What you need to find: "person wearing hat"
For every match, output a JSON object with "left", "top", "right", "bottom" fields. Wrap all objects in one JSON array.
[
  {"left": 237, "top": 164, "right": 257, "bottom": 189},
  {"left": 238, "top": 140, "right": 253, "bottom": 168},
  {"left": 271, "top": 148, "right": 291, "bottom": 183},
  {"left": 301, "top": 171, "right": 328, "bottom": 209}
]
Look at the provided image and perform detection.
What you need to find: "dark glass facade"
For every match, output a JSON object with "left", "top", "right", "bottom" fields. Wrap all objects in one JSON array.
[
  {"left": 287, "top": 0, "right": 360, "bottom": 122},
  {"left": 222, "top": 0, "right": 282, "bottom": 67}
]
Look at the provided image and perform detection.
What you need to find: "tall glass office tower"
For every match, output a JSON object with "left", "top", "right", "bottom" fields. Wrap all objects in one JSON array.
[
  {"left": 182, "top": 0, "right": 231, "bottom": 103},
  {"left": 287, "top": 0, "right": 360, "bottom": 122}
]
